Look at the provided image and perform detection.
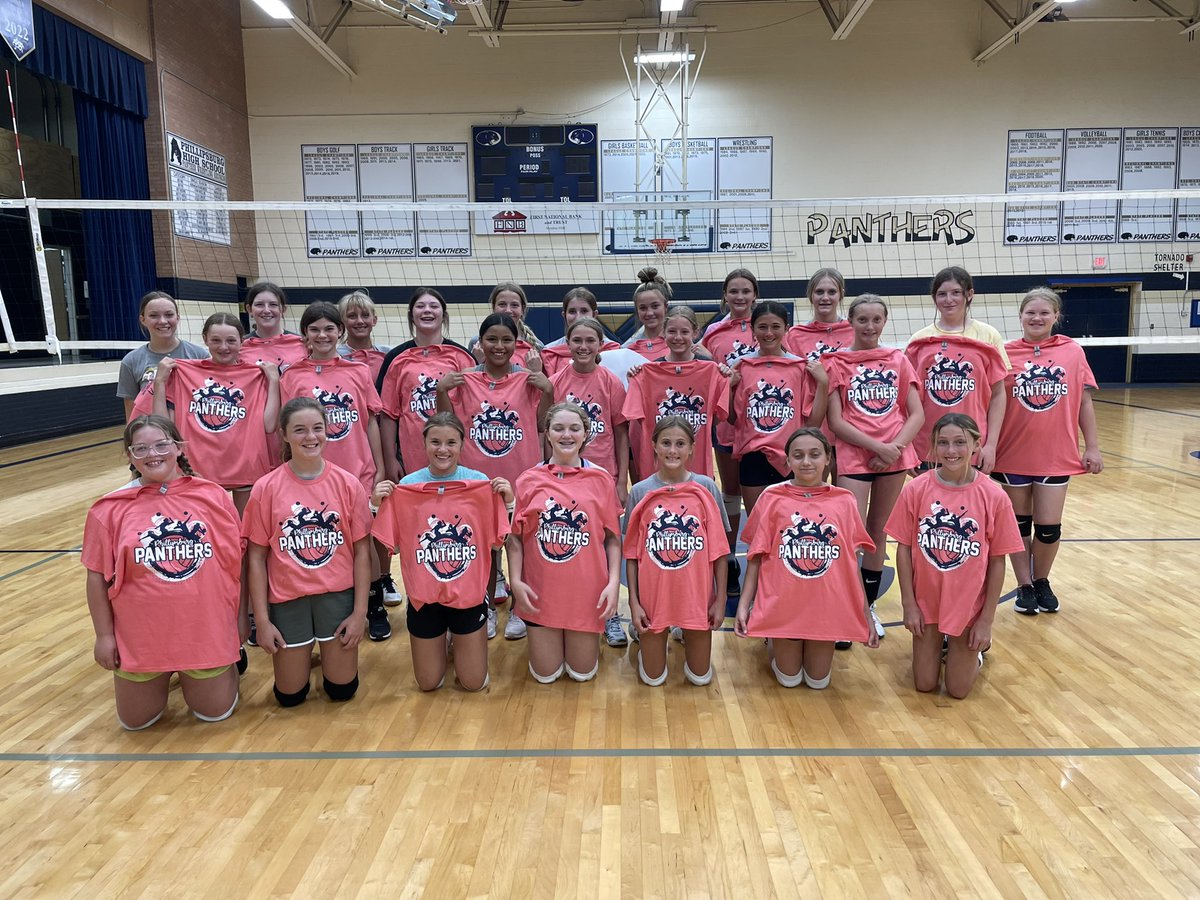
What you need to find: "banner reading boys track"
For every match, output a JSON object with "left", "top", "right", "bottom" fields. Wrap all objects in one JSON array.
[{"left": 358, "top": 143, "right": 416, "bottom": 258}]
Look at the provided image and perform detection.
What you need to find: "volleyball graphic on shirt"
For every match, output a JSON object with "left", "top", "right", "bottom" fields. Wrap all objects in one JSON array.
[
  {"left": 724, "top": 340, "right": 756, "bottom": 366},
  {"left": 916, "top": 501, "right": 981, "bottom": 571},
  {"left": 278, "top": 502, "right": 345, "bottom": 569},
  {"left": 134, "top": 512, "right": 214, "bottom": 582},
  {"left": 777, "top": 513, "right": 840, "bottom": 579},
  {"left": 408, "top": 373, "right": 440, "bottom": 422},
  {"left": 745, "top": 380, "right": 795, "bottom": 434},
  {"left": 806, "top": 340, "right": 843, "bottom": 363},
  {"left": 655, "top": 388, "right": 708, "bottom": 431},
  {"left": 1012, "top": 359, "right": 1069, "bottom": 413},
  {"left": 847, "top": 365, "right": 899, "bottom": 416},
  {"left": 535, "top": 497, "right": 591, "bottom": 563},
  {"left": 644, "top": 504, "right": 705, "bottom": 570},
  {"left": 311, "top": 385, "right": 360, "bottom": 440},
  {"left": 924, "top": 353, "right": 977, "bottom": 407},
  {"left": 470, "top": 402, "right": 524, "bottom": 458},
  {"left": 187, "top": 379, "right": 247, "bottom": 433},
  {"left": 565, "top": 392, "right": 605, "bottom": 437},
  {"left": 415, "top": 515, "right": 478, "bottom": 582}
]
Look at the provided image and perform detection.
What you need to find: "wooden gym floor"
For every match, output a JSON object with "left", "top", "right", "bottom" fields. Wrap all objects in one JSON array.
[{"left": 1, "top": 387, "right": 1199, "bottom": 898}]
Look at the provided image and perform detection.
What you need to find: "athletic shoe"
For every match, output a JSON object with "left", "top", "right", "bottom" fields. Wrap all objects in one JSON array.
[
  {"left": 870, "top": 605, "right": 885, "bottom": 640},
  {"left": 727, "top": 557, "right": 742, "bottom": 597},
  {"left": 1032, "top": 577, "right": 1060, "bottom": 613},
  {"left": 493, "top": 571, "right": 509, "bottom": 600},
  {"left": 486, "top": 603, "right": 497, "bottom": 640},
  {"left": 236, "top": 646, "right": 248, "bottom": 675},
  {"left": 381, "top": 573, "right": 403, "bottom": 607},
  {"left": 627, "top": 621, "right": 640, "bottom": 643},
  {"left": 505, "top": 609, "right": 527, "bottom": 640},
  {"left": 367, "top": 605, "right": 392, "bottom": 642},
  {"left": 246, "top": 613, "right": 257, "bottom": 647},
  {"left": 605, "top": 614, "right": 628, "bottom": 647},
  {"left": 834, "top": 641, "right": 853, "bottom": 651},
  {"left": 1014, "top": 583, "right": 1039, "bottom": 615},
  {"left": 977, "top": 651, "right": 985, "bottom": 670},
  {"left": 941, "top": 635, "right": 949, "bottom": 659},
  {"left": 669, "top": 626, "right": 684, "bottom": 642}
]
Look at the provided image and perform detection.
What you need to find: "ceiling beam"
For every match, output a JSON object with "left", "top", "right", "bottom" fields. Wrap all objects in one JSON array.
[
  {"left": 285, "top": 14, "right": 356, "bottom": 78},
  {"left": 974, "top": 1, "right": 1058, "bottom": 64},
  {"left": 831, "top": 0, "right": 874, "bottom": 39},
  {"left": 981, "top": 0, "right": 1016, "bottom": 27},
  {"left": 815, "top": 0, "right": 840, "bottom": 31}
]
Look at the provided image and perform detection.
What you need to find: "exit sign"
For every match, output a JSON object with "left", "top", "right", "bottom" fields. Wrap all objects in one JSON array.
[{"left": 1092, "top": 256, "right": 1107, "bottom": 269}]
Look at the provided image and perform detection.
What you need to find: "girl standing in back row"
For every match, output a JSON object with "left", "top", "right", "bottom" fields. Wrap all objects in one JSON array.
[{"left": 117, "top": 291, "right": 209, "bottom": 419}]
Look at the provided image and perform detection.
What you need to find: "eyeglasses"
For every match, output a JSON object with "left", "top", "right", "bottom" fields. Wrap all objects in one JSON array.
[{"left": 128, "top": 440, "right": 177, "bottom": 459}]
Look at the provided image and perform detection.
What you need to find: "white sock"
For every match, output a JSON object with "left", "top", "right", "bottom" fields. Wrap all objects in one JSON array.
[
  {"left": 529, "top": 661, "right": 564, "bottom": 684},
  {"left": 770, "top": 658, "right": 805, "bottom": 688},
  {"left": 118, "top": 707, "right": 165, "bottom": 731},
  {"left": 683, "top": 661, "right": 713, "bottom": 686},
  {"left": 637, "top": 651, "right": 668, "bottom": 687},
  {"left": 802, "top": 670, "right": 831, "bottom": 690},
  {"left": 565, "top": 659, "right": 599, "bottom": 682},
  {"left": 192, "top": 692, "right": 239, "bottom": 723}
]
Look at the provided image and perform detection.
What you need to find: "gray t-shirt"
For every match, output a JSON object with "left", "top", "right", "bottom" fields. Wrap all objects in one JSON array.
[
  {"left": 117, "top": 341, "right": 209, "bottom": 399},
  {"left": 623, "top": 472, "right": 731, "bottom": 544}
]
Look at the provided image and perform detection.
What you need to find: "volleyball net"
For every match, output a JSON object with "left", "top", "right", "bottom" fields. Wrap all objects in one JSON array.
[{"left": 1, "top": 191, "right": 1197, "bottom": 368}]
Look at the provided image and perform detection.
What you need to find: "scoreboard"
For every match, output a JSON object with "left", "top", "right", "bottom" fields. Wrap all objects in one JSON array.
[{"left": 472, "top": 124, "right": 598, "bottom": 204}]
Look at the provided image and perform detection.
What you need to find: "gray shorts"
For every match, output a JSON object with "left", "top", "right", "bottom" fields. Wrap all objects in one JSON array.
[{"left": 268, "top": 589, "right": 355, "bottom": 647}]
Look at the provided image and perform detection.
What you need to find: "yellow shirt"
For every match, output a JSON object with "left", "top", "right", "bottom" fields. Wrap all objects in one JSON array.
[{"left": 908, "top": 319, "right": 1010, "bottom": 368}]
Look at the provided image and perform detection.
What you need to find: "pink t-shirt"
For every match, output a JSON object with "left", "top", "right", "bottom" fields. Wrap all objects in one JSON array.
[
  {"left": 551, "top": 365, "right": 627, "bottom": 475},
  {"left": 81, "top": 477, "right": 243, "bottom": 672},
  {"left": 379, "top": 344, "right": 475, "bottom": 470},
  {"left": 512, "top": 340, "right": 536, "bottom": 369},
  {"left": 512, "top": 465, "right": 621, "bottom": 633},
  {"left": 741, "top": 484, "right": 875, "bottom": 642},
  {"left": 240, "top": 333, "right": 308, "bottom": 369},
  {"left": 242, "top": 462, "right": 372, "bottom": 605},
  {"left": 541, "top": 340, "right": 621, "bottom": 379},
  {"left": 622, "top": 481, "right": 729, "bottom": 631},
  {"left": 701, "top": 317, "right": 757, "bottom": 447},
  {"left": 449, "top": 371, "right": 546, "bottom": 483},
  {"left": 159, "top": 359, "right": 274, "bottom": 488},
  {"left": 341, "top": 347, "right": 388, "bottom": 383},
  {"left": 825, "top": 348, "right": 921, "bottom": 475},
  {"left": 626, "top": 337, "right": 668, "bottom": 360},
  {"left": 731, "top": 355, "right": 815, "bottom": 476},
  {"left": 622, "top": 360, "right": 729, "bottom": 480},
  {"left": 280, "top": 357, "right": 383, "bottom": 493},
  {"left": 994, "top": 336, "right": 1097, "bottom": 477},
  {"left": 784, "top": 320, "right": 855, "bottom": 362},
  {"left": 373, "top": 481, "right": 510, "bottom": 610},
  {"left": 905, "top": 335, "right": 1009, "bottom": 464},
  {"left": 884, "top": 471, "right": 1024, "bottom": 636}
]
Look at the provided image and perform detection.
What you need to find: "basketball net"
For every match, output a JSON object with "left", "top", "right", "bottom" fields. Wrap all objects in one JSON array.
[{"left": 649, "top": 237, "right": 676, "bottom": 257}]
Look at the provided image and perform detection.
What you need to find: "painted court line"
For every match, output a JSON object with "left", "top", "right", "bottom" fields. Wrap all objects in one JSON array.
[
  {"left": 2, "top": 746, "right": 1198, "bottom": 764},
  {"left": 1094, "top": 399, "right": 1200, "bottom": 420},
  {"left": 0, "top": 550, "right": 78, "bottom": 582},
  {"left": 0, "top": 438, "right": 121, "bottom": 469}
]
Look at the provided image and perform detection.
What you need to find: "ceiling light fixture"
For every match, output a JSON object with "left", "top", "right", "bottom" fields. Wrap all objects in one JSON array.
[
  {"left": 633, "top": 50, "right": 696, "bottom": 64},
  {"left": 661, "top": 0, "right": 685, "bottom": 12},
  {"left": 251, "top": 0, "right": 295, "bottom": 19}
]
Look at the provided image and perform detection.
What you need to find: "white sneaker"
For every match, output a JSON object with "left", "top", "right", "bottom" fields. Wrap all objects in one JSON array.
[
  {"left": 381, "top": 573, "right": 403, "bottom": 607},
  {"left": 669, "top": 626, "right": 684, "bottom": 642},
  {"left": 486, "top": 603, "right": 497, "bottom": 640},
  {"left": 605, "top": 614, "right": 628, "bottom": 647},
  {"left": 504, "top": 609, "right": 527, "bottom": 640},
  {"left": 493, "top": 571, "right": 509, "bottom": 600},
  {"left": 870, "top": 606, "right": 885, "bottom": 640}
]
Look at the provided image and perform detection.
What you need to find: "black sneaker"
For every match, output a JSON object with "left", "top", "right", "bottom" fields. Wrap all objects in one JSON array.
[
  {"left": 236, "top": 646, "right": 248, "bottom": 675},
  {"left": 1014, "top": 583, "right": 1039, "bottom": 615},
  {"left": 727, "top": 557, "right": 742, "bottom": 597},
  {"left": 834, "top": 641, "right": 853, "bottom": 651},
  {"left": 246, "top": 612, "right": 257, "bottom": 647},
  {"left": 1032, "top": 577, "right": 1059, "bottom": 613},
  {"left": 367, "top": 582, "right": 392, "bottom": 641}
]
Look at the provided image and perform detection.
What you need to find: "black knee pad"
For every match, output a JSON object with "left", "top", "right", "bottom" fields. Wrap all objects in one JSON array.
[
  {"left": 1015, "top": 514, "right": 1033, "bottom": 538},
  {"left": 323, "top": 674, "right": 359, "bottom": 702},
  {"left": 273, "top": 681, "right": 310, "bottom": 708},
  {"left": 1034, "top": 523, "right": 1062, "bottom": 544}
]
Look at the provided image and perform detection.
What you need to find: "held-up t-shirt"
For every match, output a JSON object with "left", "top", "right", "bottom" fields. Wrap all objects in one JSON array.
[
  {"left": 700, "top": 316, "right": 757, "bottom": 447},
  {"left": 448, "top": 370, "right": 545, "bottom": 483},
  {"left": 338, "top": 344, "right": 392, "bottom": 383},
  {"left": 541, "top": 340, "right": 621, "bottom": 379},
  {"left": 81, "top": 477, "right": 243, "bottom": 672},
  {"left": 158, "top": 359, "right": 274, "bottom": 488},
  {"left": 117, "top": 341, "right": 209, "bottom": 404},
  {"left": 239, "top": 332, "right": 309, "bottom": 370},
  {"left": 373, "top": 480, "right": 510, "bottom": 610},
  {"left": 741, "top": 484, "right": 875, "bottom": 643},
  {"left": 904, "top": 335, "right": 1009, "bottom": 464},
  {"left": 551, "top": 365, "right": 627, "bottom": 475},
  {"left": 379, "top": 344, "right": 476, "bottom": 470},
  {"left": 884, "top": 471, "right": 1024, "bottom": 636},
  {"left": 731, "top": 355, "right": 814, "bottom": 476},
  {"left": 242, "top": 462, "right": 372, "bottom": 605},
  {"left": 622, "top": 360, "right": 729, "bottom": 480},
  {"left": 280, "top": 357, "right": 383, "bottom": 493},
  {"left": 993, "top": 335, "right": 1097, "bottom": 477},
  {"left": 512, "top": 465, "right": 621, "bottom": 633},
  {"left": 784, "top": 320, "right": 855, "bottom": 362},
  {"left": 623, "top": 480, "right": 730, "bottom": 631},
  {"left": 824, "top": 348, "right": 920, "bottom": 475}
]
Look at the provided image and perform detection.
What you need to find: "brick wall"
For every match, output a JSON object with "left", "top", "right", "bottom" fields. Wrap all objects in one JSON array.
[{"left": 145, "top": 0, "right": 257, "bottom": 297}]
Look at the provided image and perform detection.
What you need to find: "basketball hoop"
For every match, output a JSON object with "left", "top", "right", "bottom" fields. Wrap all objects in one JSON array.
[{"left": 649, "top": 237, "right": 677, "bottom": 256}]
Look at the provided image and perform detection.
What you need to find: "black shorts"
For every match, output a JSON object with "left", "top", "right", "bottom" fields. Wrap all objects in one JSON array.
[
  {"left": 990, "top": 473, "right": 1071, "bottom": 487},
  {"left": 406, "top": 599, "right": 489, "bottom": 639},
  {"left": 738, "top": 450, "right": 788, "bottom": 488}
]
